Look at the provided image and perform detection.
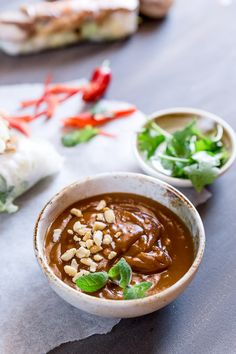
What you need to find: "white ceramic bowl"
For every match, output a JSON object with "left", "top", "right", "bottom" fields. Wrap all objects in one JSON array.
[
  {"left": 34, "top": 172, "right": 205, "bottom": 318},
  {"left": 134, "top": 107, "right": 236, "bottom": 188}
]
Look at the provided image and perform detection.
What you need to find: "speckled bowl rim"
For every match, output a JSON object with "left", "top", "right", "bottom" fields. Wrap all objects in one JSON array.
[
  {"left": 34, "top": 172, "right": 205, "bottom": 308},
  {"left": 134, "top": 107, "right": 236, "bottom": 188}
]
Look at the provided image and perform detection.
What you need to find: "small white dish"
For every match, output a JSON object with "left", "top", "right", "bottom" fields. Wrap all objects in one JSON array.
[
  {"left": 134, "top": 107, "right": 236, "bottom": 188},
  {"left": 34, "top": 172, "right": 205, "bottom": 318}
]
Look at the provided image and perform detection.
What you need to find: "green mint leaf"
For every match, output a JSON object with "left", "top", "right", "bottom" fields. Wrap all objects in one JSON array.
[
  {"left": 108, "top": 258, "right": 132, "bottom": 289},
  {"left": 62, "top": 126, "right": 99, "bottom": 147},
  {"left": 184, "top": 162, "right": 219, "bottom": 192},
  {"left": 138, "top": 122, "right": 165, "bottom": 159},
  {"left": 76, "top": 272, "right": 108, "bottom": 293},
  {"left": 123, "top": 282, "right": 152, "bottom": 300}
]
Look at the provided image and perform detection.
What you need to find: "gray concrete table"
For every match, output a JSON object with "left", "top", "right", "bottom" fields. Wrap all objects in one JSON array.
[{"left": 0, "top": 0, "right": 236, "bottom": 353}]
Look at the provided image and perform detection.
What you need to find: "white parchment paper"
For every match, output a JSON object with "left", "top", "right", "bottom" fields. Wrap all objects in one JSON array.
[{"left": 0, "top": 83, "right": 211, "bottom": 354}]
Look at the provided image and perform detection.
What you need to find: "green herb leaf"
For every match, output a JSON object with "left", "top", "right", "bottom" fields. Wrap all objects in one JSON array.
[
  {"left": 184, "top": 162, "right": 219, "bottom": 192},
  {"left": 123, "top": 282, "right": 152, "bottom": 300},
  {"left": 138, "top": 122, "right": 165, "bottom": 159},
  {"left": 166, "top": 120, "right": 198, "bottom": 158},
  {"left": 62, "top": 126, "right": 99, "bottom": 147},
  {"left": 108, "top": 258, "right": 132, "bottom": 289},
  {"left": 76, "top": 272, "right": 108, "bottom": 293}
]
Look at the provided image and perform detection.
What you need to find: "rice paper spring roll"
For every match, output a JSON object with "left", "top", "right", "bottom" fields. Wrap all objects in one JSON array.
[{"left": 0, "top": 122, "right": 63, "bottom": 213}]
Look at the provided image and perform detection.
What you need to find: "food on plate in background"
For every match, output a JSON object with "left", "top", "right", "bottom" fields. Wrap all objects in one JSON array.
[
  {"left": 45, "top": 193, "right": 194, "bottom": 299},
  {"left": 0, "top": 119, "right": 62, "bottom": 213},
  {"left": 139, "top": 0, "right": 174, "bottom": 19},
  {"left": 0, "top": 0, "right": 138, "bottom": 55}
]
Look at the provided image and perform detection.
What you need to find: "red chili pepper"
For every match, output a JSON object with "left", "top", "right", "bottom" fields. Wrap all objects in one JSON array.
[
  {"left": 82, "top": 62, "right": 112, "bottom": 103},
  {"left": 63, "top": 107, "right": 136, "bottom": 128},
  {"left": 19, "top": 63, "right": 112, "bottom": 120},
  {"left": 48, "top": 85, "right": 82, "bottom": 95},
  {"left": 99, "top": 130, "right": 116, "bottom": 138},
  {"left": 3, "top": 116, "right": 30, "bottom": 136}
]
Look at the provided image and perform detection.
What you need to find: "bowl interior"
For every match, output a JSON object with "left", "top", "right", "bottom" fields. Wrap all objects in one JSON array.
[
  {"left": 35, "top": 174, "right": 204, "bottom": 278},
  {"left": 153, "top": 112, "right": 233, "bottom": 153}
]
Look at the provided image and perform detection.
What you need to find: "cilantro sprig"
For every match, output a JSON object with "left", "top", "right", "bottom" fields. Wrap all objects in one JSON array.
[
  {"left": 76, "top": 258, "right": 152, "bottom": 300},
  {"left": 138, "top": 120, "right": 229, "bottom": 192}
]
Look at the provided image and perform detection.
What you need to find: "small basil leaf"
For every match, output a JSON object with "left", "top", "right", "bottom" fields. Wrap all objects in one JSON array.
[
  {"left": 123, "top": 282, "right": 152, "bottom": 300},
  {"left": 62, "top": 126, "right": 99, "bottom": 147},
  {"left": 108, "top": 258, "right": 132, "bottom": 289},
  {"left": 76, "top": 272, "right": 108, "bottom": 293}
]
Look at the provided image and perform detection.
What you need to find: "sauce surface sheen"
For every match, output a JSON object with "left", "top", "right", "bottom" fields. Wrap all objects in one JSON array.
[{"left": 45, "top": 193, "right": 194, "bottom": 299}]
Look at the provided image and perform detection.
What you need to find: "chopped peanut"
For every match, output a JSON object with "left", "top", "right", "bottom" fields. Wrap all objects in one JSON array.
[
  {"left": 71, "top": 258, "right": 78, "bottom": 271},
  {"left": 86, "top": 239, "right": 94, "bottom": 249},
  {"left": 61, "top": 248, "right": 76, "bottom": 261},
  {"left": 93, "top": 230, "right": 103, "bottom": 246},
  {"left": 73, "top": 235, "right": 81, "bottom": 242},
  {"left": 94, "top": 254, "right": 103, "bottom": 262},
  {"left": 90, "top": 262, "right": 98, "bottom": 272},
  {"left": 104, "top": 209, "right": 116, "bottom": 223},
  {"left": 64, "top": 265, "right": 77, "bottom": 277},
  {"left": 93, "top": 221, "right": 106, "bottom": 231},
  {"left": 73, "top": 221, "right": 82, "bottom": 233},
  {"left": 70, "top": 208, "right": 82, "bottom": 217},
  {"left": 90, "top": 245, "right": 103, "bottom": 254},
  {"left": 114, "top": 231, "right": 122, "bottom": 238},
  {"left": 82, "top": 231, "right": 92, "bottom": 241},
  {"left": 53, "top": 229, "right": 62, "bottom": 243},
  {"left": 103, "top": 234, "right": 112, "bottom": 245},
  {"left": 108, "top": 251, "right": 117, "bottom": 260},
  {"left": 78, "top": 228, "right": 91, "bottom": 236},
  {"left": 96, "top": 213, "right": 105, "bottom": 221},
  {"left": 96, "top": 200, "right": 106, "bottom": 211},
  {"left": 76, "top": 246, "right": 90, "bottom": 259},
  {"left": 81, "top": 258, "right": 93, "bottom": 266}
]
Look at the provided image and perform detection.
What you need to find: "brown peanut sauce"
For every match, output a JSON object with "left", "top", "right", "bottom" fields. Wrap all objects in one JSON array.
[{"left": 45, "top": 193, "right": 194, "bottom": 300}]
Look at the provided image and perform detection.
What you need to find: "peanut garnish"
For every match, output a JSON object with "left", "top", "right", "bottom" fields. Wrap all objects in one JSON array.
[
  {"left": 93, "top": 230, "right": 103, "bottom": 246},
  {"left": 53, "top": 229, "right": 62, "bottom": 243},
  {"left": 86, "top": 239, "right": 94, "bottom": 249},
  {"left": 76, "top": 246, "right": 90, "bottom": 259},
  {"left": 61, "top": 248, "right": 76, "bottom": 261},
  {"left": 96, "top": 213, "right": 105, "bottom": 221},
  {"left": 64, "top": 265, "right": 77, "bottom": 277},
  {"left": 81, "top": 258, "right": 93, "bottom": 266},
  {"left": 93, "top": 254, "right": 103, "bottom": 262},
  {"left": 96, "top": 200, "right": 106, "bottom": 211},
  {"left": 93, "top": 221, "right": 106, "bottom": 231},
  {"left": 103, "top": 234, "right": 112, "bottom": 245},
  {"left": 71, "top": 258, "right": 78, "bottom": 271},
  {"left": 104, "top": 209, "right": 116, "bottom": 223},
  {"left": 70, "top": 208, "right": 83, "bottom": 217},
  {"left": 108, "top": 251, "right": 117, "bottom": 260},
  {"left": 90, "top": 245, "right": 103, "bottom": 254}
]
